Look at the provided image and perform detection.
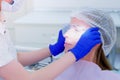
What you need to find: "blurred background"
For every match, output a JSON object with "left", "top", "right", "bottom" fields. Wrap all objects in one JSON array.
[{"left": 4, "top": 0, "right": 120, "bottom": 71}]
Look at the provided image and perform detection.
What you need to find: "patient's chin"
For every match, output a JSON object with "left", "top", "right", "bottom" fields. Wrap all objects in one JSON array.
[
  {"left": 64, "top": 47, "right": 72, "bottom": 53},
  {"left": 64, "top": 49, "right": 69, "bottom": 53}
]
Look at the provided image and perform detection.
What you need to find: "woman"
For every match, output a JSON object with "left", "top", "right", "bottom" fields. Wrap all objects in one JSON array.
[
  {"left": 55, "top": 8, "right": 120, "bottom": 80},
  {"left": 0, "top": 1, "right": 101, "bottom": 80}
]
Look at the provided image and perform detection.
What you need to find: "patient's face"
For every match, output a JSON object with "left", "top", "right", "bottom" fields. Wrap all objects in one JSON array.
[{"left": 64, "top": 17, "right": 90, "bottom": 52}]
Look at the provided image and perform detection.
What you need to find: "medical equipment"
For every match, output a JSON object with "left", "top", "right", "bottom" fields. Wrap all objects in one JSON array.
[
  {"left": 62, "top": 24, "right": 70, "bottom": 35},
  {"left": 62, "top": 24, "right": 89, "bottom": 36},
  {"left": 70, "top": 8, "right": 116, "bottom": 56},
  {"left": 62, "top": 24, "right": 90, "bottom": 46}
]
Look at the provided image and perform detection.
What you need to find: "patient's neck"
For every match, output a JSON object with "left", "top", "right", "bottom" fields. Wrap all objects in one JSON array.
[{"left": 81, "top": 48, "right": 96, "bottom": 63}]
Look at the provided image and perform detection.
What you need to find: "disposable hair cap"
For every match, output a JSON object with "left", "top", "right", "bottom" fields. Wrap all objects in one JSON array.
[{"left": 71, "top": 8, "right": 117, "bottom": 56}]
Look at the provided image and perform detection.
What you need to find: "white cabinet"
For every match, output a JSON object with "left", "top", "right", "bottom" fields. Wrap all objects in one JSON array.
[
  {"left": 14, "top": 24, "right": 62, "bottom": 48},
  {"left": 13, "top": 11, "right": 70, "bottom": 48}
]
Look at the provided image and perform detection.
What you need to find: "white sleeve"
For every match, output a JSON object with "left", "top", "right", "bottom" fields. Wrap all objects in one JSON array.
[
  {"left": 0, "top": 24, "right": 17, "bottom": 67},
  {"left": 1, "top": 0, "right": 24, "bottom": 12},
  {"left": 0, "top": 38, "right": 15, "bottom": 67}
]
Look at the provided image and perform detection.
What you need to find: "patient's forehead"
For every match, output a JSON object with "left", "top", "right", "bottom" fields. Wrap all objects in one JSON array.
[{"left": 70, "top": 17, "right": 90, "bottom": 28}]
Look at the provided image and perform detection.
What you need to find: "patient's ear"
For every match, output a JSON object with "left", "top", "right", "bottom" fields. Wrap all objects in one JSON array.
[
  {"left": 89, "top": 44, "right": 101, "bottom": 55},
  {"left": 84, "top": 44, "right": 101, "bottom": 56},
  {"left": 81, "top": 44, "right": 101, "bottom": 61},
  {"left": 93, "top": 44, "right": 101, "bottom": 51}
]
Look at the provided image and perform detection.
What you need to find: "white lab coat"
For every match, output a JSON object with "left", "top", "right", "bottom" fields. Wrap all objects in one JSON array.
[
  {"left": 0, "top": 23, "right": 17, "bottom": 80},
  {"left": 0, "top": 0, "right": 23, "bottom": 80},
  {"left": 55, "top": 60, "right": 120, "bottom": 80},
  {"left": 2, "top": 0, "right": 23, "bottom": 12}
]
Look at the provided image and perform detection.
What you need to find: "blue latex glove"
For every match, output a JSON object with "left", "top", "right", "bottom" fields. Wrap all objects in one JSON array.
[
  {"left": 69, "top": 27, "right": 102, "bottom": 61},
  {"left": 49, "top": 30, "right": 65, "bottom": 56}
]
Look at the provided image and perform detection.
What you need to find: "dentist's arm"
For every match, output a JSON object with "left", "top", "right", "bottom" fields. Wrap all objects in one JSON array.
[
  {"left": 17, "top": 47, "right": 51, "bottom": 66},
  {"left": 0, "top": 53, "right": 75, "bottom": 80},
  {"left": 0, "top": 27, "right": 101, "bottom": 80},
  {"left": 18, "top": 30, "right": 65, "bottom": 66}
]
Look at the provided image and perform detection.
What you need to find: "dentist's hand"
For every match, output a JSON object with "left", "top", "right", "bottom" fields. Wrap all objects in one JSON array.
[
  {"left": 69, "top": 27, "right": 102, "bottom": 61},
  {"left": 49, "top": 30, "right": 65, "bottom": 56}
]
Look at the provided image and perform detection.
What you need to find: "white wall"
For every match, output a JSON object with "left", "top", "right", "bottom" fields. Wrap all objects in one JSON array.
[
  {"left": 34, "top": 0, "right": 120, "bottom": 10},
  {"left": 6, "top": 0, "right": 120, "bottom": 50},
  {"left": 5, "top": 0, "right": 34, "bottom": 42}
]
